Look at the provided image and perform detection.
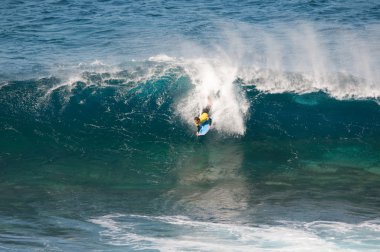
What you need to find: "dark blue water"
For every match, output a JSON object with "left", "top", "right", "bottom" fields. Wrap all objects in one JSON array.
[{"left": 1, "top": 1, "right": 380, "bottom": 251}]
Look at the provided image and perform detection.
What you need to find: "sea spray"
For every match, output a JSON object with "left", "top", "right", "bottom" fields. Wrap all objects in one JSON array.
[
  {"left": 197, "top": 23, "right": 380, "bottom": 100},
  {"left": 177, "top": 56, "right": 249, "bottom": 135}
]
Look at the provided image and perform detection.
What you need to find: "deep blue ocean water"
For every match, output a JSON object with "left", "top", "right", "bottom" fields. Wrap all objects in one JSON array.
[{"left": 1, "top": 0, "right": 380, "bottom": 251}]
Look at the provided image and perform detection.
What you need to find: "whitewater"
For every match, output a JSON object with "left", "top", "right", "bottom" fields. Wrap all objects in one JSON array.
[{"left": 1, "top": 0, "right": 380, "bottom": 251}]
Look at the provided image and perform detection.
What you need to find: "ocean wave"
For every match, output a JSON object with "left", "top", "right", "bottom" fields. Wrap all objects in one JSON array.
[{"left": 1, "top": 59, "right": 380, "bottom": 142}]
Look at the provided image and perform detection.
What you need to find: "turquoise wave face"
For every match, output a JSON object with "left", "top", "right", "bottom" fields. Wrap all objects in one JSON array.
[{"left": 1, "top": 66, "right": 380, "bottom": 190}]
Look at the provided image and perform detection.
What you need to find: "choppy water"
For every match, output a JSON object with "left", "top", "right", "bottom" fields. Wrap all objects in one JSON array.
[{"left": 1, "top": 0, "right": 380, "bottom": 251}]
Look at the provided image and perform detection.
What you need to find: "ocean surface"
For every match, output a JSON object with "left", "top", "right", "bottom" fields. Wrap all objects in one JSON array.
[{"left": 1, "top": 0, "right": 380, "bottom": 251}]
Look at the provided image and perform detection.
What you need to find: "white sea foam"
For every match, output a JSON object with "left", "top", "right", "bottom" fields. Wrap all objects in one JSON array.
[
  {"left": 89, "top": 214, "right": 380, "bottom": 252},
  {"left": 0, "top": 81, "right": 9, "bottom": 90},
  {"left": 149, "top": 54, "right": 177, "bottom": 62},
  {"left": 178, "top": 56, "right": 249, "bottom": 136}
]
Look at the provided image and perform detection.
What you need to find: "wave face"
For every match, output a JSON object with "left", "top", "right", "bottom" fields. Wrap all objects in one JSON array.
[{"left": 1, "top": 60, "right": 380, "bottom": 183}]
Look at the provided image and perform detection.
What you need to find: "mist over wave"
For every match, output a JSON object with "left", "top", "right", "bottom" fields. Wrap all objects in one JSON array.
[{"left": 175, "top": 22, "right": 380, "bottom": 100}]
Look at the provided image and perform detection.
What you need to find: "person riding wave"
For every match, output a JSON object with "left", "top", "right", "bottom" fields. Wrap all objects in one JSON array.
[{"left": 194, "top": 106, "right": 212, "bottom": 136}]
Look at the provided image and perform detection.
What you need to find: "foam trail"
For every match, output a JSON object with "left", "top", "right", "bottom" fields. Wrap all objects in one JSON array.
[{"left": 90, "top": 215, "right": 380, "bottom": 251}]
